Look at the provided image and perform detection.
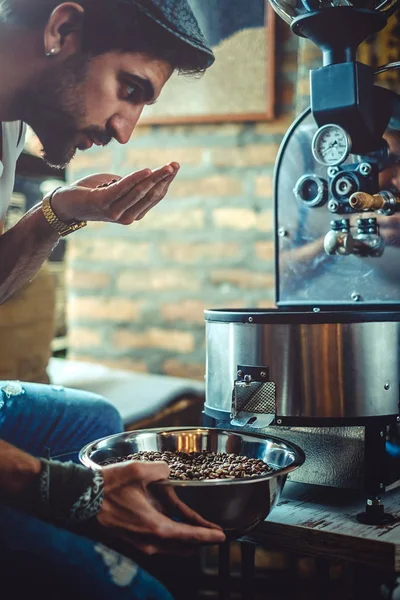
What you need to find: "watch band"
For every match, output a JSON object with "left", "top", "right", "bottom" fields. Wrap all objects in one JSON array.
[{"left": 42, "top": 188, "right": 87, "bottom": 237}]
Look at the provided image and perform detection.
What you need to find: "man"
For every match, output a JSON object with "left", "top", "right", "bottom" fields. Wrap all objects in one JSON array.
[{"left": 0, "top": 1, "right": 225, "bottom": 598}]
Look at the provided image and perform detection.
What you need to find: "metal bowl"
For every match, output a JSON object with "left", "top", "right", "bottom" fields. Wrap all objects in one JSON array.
[{"left": 79, "top": 427, "right": 305, "bottom": 536}]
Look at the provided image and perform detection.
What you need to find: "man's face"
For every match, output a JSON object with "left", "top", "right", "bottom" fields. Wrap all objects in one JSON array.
[{"left": 19, "top": 51, "right": 173, "bottom": 168}]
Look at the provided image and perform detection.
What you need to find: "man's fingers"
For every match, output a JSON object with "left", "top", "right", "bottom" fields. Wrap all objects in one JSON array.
[
  {"left": 131, "top": 461, "right": 171, "bottom": 484},
  {"left": 100, "top": 483, "right": 225, "bottom": 545},
  {"left": 112, "top": 165, "right": 174, "bottom": 203},
  {"left": 112, "top": 162, "right": 179, "bottom": 216},
  {"left": 154, "top": 513, "right": 226, "bottom": 544},
  {"left": 155, "top": 485, "right": 223, "bottom": 531},
  {"left": 89, "top": 168, "right": 153, "bottom": 204},
  {"left": 134, "top": 175, "right": 176, "bottom": 222},
  {"left": 77, "top": 162, "right": 179, "bottom": 222},
  {"left": 87, "top": 165, "right": 170, "bottom": 209},
  {"left": 110, "top": 510, "right": 225, "bottom": 550},
  {"left": 118, "top": 173, "right": 176, "bottom": 224},
  {"left": 102, "top": 460, "right": 170, "bottom": 490}
]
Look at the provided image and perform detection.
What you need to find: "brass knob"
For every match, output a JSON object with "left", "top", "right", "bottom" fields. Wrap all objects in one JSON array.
[{"left": 349, "top": 192, "right": 386, "bottom": 211}]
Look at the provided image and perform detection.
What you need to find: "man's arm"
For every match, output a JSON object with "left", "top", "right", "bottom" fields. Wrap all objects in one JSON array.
[
  {"left": 0, "top": 440, "right": 41, "bottom": 499},
  {"left": 0, "top": 204, "right": 59, "bottom": 304},
  {"left": 0, "top": 163, "right": 178, "bottom": 304},
  {"left": 0, "top": 438, "right": 225, "bottom": 552}
]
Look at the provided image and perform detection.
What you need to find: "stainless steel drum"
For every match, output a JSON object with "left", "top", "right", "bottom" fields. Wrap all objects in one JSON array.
[{"left": 205, "top": 309, "right": 400, "bottom": 423}]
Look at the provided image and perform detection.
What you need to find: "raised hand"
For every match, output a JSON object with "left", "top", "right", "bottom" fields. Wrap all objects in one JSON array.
[{"left": 49, "top": 163, "right": 180, "bottom": 225}]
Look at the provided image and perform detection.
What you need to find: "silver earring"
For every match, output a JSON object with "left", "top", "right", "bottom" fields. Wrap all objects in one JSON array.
[{"left": 46, "top": 48, "right": 57, "bottom": 57}]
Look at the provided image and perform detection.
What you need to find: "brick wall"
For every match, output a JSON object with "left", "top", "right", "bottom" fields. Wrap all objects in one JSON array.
[{"left": 65, "top": 21, "right": 300, "bottom": 379}]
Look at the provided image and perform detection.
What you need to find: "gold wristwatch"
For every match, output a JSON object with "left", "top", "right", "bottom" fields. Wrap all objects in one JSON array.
[{"left": 42, "top": 191, "right": 87, "bottom": 237}]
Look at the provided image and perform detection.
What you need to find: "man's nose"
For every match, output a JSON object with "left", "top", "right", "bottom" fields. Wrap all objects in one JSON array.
[{"left": 108, "top": 106, "right": 144, "bottom": 144}]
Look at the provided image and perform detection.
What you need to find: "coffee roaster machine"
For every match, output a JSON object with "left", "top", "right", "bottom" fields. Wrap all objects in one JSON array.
[{"left": 203, "top": 0, "right": 400, "bottom": 524}]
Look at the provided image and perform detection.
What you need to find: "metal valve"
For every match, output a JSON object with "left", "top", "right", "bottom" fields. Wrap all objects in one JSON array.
[
  {"left": 349, "top": 190, "right": 400, "bottom": 215},
  {"left": 324, "top": 218, "right": 384, "bottom": 257},
  {"left": 354, "top": 218, "right": 384, "bottom": 257},
  {"left": 324, "top": 219, "right": 354, "bottom": 255}
]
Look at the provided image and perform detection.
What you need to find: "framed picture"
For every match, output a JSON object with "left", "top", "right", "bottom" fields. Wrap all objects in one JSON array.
[{"left": 141, "top": 0, "right": 276, "bottom": 124}]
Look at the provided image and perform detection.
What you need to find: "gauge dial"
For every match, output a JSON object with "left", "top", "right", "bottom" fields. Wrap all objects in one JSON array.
[{"left": 312, "top": 124, "right": 352, "bottom": 167}]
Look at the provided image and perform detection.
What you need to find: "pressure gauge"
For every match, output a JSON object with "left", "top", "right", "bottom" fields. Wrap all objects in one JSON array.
[{"left": 312, "top": 124, "right": 352, "bottom": 167}]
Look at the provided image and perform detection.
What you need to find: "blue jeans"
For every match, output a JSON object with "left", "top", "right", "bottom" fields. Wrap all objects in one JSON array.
[
  {"left": 0, "top": 380, "right": 123, "bottom": 461},
  {"left": 0, "top": 380, "right": 174, "bottom": 600}
]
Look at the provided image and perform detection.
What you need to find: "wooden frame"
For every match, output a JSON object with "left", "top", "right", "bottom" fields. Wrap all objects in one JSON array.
[{"left": 140, "top": 1, "right": 276, "bottom": 125}]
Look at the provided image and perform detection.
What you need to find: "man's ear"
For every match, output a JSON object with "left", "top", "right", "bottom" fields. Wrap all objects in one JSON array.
[{"left": 43, "top": 2, "right": 84, "bottom": 57}]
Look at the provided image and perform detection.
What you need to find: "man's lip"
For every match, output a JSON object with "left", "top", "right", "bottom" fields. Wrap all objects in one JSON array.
[
  {"left": 78, "top": 139, "right": 93, "bottom": 150},
  {"left": 88, "top": 136, "right": 104, "bottom": 147},
  {"left": 77, "top": 136, "right": 93, "bottom": 151},
  {"left": 79, "top": 134, "right": 109, "bottom": 149}
]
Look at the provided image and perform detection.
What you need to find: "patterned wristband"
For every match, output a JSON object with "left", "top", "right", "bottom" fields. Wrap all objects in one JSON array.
[
  {"left": 67, "top": 469, "right": 104, "bottom": 523},
  {"left": 36, "top": 459, "right": 104, "bottom": 524}
]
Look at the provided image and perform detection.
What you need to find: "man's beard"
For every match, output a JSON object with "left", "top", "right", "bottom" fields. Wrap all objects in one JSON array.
[{"left": 17, "top": 54, "right": 112, "bottom": 168}]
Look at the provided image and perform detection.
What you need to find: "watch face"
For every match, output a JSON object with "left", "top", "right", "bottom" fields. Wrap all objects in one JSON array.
[{"left": 312, "top": 124, "right": 352, "bottom": 166}]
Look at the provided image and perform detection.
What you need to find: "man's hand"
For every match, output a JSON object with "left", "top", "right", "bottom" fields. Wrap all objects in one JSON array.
[
  {"left": 49, "top": 163, "right": 180, "bottom": 225},
  {"left": 97, "top": 461, "right": 226, "bottom": 555}
]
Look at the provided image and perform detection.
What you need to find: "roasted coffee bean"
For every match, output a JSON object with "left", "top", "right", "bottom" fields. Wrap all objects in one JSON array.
[
  {"left": 96, "top": 178, "right": 118, "bottom": 189},
  {"left": 100, "top": 450, "right": 273, "bottom": 480}
]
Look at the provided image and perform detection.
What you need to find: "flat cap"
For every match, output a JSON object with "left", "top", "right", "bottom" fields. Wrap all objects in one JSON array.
[{"left": 124, "top": 0, "right": 215, "bottom": 67}]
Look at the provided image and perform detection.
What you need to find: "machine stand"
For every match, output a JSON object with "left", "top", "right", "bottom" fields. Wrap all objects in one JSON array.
[
  {"left": 357, "top": 496, "right": 395, "bottom": 525},
  {"left": 357, "top": 421, "right": 396, "bottom": 524}
]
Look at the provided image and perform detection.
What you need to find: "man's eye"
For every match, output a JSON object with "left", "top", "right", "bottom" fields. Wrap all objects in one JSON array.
[{"left": 125, "top": 84, "right": 142, "bottom": 103}]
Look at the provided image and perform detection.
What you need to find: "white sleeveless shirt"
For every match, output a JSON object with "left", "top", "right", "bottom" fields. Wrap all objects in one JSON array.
[{"left": 0, "top": 121, "right": 27, "bottom": 220}]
